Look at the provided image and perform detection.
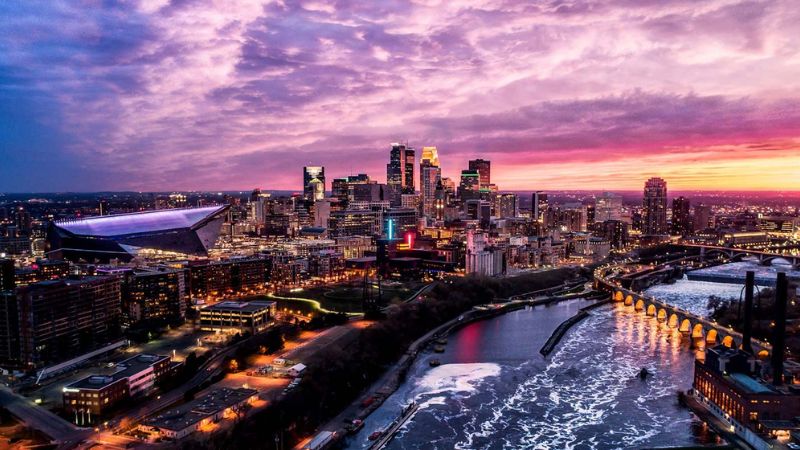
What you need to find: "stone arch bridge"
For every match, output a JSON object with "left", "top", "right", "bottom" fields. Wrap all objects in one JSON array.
[{"left": 596, "top": 277, "right": 772, "bottom": 358}]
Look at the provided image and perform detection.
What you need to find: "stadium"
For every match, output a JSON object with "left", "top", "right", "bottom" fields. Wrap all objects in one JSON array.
[{"left": 46, "top": 205, "right": 230, "bottom": 263}]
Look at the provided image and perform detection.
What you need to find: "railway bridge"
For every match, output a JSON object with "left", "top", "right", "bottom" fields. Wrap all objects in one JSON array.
[{"left": 681, "top": 243, "right": 800, "bottom": 269}]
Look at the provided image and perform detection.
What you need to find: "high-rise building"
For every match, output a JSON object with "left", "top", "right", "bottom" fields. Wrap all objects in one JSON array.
[
  {"left": 303, "top": 166, "right": 326, "bottom": 201},
  {"left": 123, "top": 269, "right": 188, "bottom": 326},
  {"left": 595, "top": 192, "right": 622, "bottom": 222},
  {"left": 642, "top": 177, "right": 668, "bottom": 235},
  {"left": 693, "top": 205, "right": 712, "bottom": 231},
  {"left": 459, "top": 170, "right": 480, "bottom": 201},
  {"left": 331, "top": 174, "right": 373, "bottom": 207},
  {"left": 497, "top": 193, "right": 518, "bottom": 218},
  {"left": 433, "top": 179, "right": 446, "bottom": 221},
  {"left": 249, "top": 188, "right": 271, "bottom": 225},
  {"left": 465, "top": 200, "right": 492, "bottom": 229},
  {"left": 0, "top": 258, "right": 13, "bottom": 291},
  {"left": 386, "top": 143, "right": 415, "bottom": 205},
  {"left": 468, "top": 159, "right": 491, "bottom": 188},
  {"left": 671, "top": 196, "right": 691, "bottom": 236},
  {"left": 532, "top": 191, "right": 548, "bottom": 221},
  {"left": 601, "top": 220, "right": 629, "bottom": 249},
  {"left": 328, "top": 209, "right": 382, "bottom": 238},
  {"left": 4, "top": 276, "right": 121, "bottom": 368},
  {"left": 420, "top": 147, "right": 441, "bottom": 218}
]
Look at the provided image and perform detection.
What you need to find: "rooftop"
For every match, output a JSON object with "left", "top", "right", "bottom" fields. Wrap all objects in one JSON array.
[
  {"left": 728, "top": 372, "right": 776, "bottom": 394},
  {"left": 54, "top": 205, "right": 227, "bottom": 237},
  {"left": 202, "top": 300, "right": 276, "bottom": 313},
  {"left": 143, "top": 388, "right": 258, "bottom": 432},
  {"left": 66, "top": 354, "right": 169, "bottom": 390}
]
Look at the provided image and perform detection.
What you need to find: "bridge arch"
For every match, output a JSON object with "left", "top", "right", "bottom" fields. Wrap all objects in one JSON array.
[
  {"left": 692, "top": 323, "right": 705, "bottom": 339},
  {"left": 635, "top": 299, "right": 645, "bottom": 311},
  {"left": 761, "top": 256, "right": 793, "bottom": 266},
  {"left": 667, "top": 314, "right": 679, "bottom": 329},
  {"left": 721, "top": 335, "right": 736, "bottom": 348},
  {"left": 679, "top": 319, "right": 691, "bottom": 333},
  {"left": 657, "top": 308, "right": 667, "bottom": 322},
  {"left": 614, "top": 291, "right": 624, "bottom": 302},
  {"left": 706, "top": 329, "right": 718, "bottom": 345},
  {"left": 703, "top": 249, "right": 732, "bottom": 260},
  {"left": 646, "top": 304, "right": 657, "bottom": 317},
  {"left": 624, "top": 295, "right": 634, "bottom": 306}
]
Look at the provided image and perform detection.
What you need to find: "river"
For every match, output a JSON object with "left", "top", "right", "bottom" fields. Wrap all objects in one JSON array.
[{"left": 347, "top": 299, "right": 720, "bottom": 449}]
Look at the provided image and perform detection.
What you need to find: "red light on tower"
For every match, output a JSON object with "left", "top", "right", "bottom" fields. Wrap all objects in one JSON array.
[{"left": 405, "top": 232, "right": 415, "bottom": 249}]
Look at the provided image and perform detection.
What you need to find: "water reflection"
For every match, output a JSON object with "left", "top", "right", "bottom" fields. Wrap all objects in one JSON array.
[{"left": 351, "top": 300, "right": 720, "bottom": 450}]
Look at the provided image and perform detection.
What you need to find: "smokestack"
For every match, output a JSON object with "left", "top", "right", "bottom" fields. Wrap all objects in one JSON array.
[
  {"left": 742, "top": 271, "right": 755, "bottom": 355},
  {"left": 771, "top": 272, "right": 788, "bottom": 386}
]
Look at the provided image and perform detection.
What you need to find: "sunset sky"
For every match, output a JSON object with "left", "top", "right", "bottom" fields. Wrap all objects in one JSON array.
[{"left": 2, "top": 0, "right": 800, "bottom": 192}]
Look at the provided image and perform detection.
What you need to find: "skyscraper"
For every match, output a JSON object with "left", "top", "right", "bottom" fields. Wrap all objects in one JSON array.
[
  {"left": 497, "top": 193, "right": 518, "bottom": 218},
  {"left": 671, "top": 196, "right": 691, "bottom": 236},
  {"left": 387, "top": 143, "right": 415, "bottom": 206},
  {"left": 459, "top": 170, "right": 480, "bottom": 201},
  {"left": 642, "top": 177, "right": 668, "bottom": 235},
  {"left": 420, "top": 147, "right": 441, "bottom": 218},
  {"left": 303, "top": 166, "right": 325, "bottom": 201},
  {"left": 532, "top": 191, "right": 548, "bottom": 221},
  {"left": 468, "top": 159, "right": 491, "bottom": 188}
]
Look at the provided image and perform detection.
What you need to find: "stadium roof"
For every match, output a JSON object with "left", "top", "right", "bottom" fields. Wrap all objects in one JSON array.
[
  {"left": 47, "top": 205, "right": 229, "bottom": 262},
  {"left": 54, "top": 205, "right": 227, "bottom": 237}
]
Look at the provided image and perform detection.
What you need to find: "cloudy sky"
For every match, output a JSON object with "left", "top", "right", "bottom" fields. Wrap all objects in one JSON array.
[{"left": 2, "top": 0, "right": 800, "bottom": 192}]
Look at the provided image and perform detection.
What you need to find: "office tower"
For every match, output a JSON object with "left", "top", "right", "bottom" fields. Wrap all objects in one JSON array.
[
  {"left": 328, "top": 209, "right": 382, "bottom": 238},
  {"left": 386, "top": 143, "right": 415, "bottom": 205},
  {"left": 671, "top": 196, "right": 691, "bottom": 236},
  {"left": 421, "top": 146, "right": 439, "bottom": 167},
  {"left": 384, "top": 208, "right": 419, "bottom": 236},
  {"left": 468, "top": 159, "right": 491, "bottom": 188},
  {"left": 693, "top": 204, "right": 712, "bottom": 231},
  {"left": 420, "top": 147, "right": 441, "bottom": 218},
  {"left": 532, "top": 191, "right": 548, "bottom": 221},
  {"left": 0, "top": 258, "right": 13, "bottom": 291},
  {"left": 433, "top": 179, "right": 446, "bottom": 221},
  {"left": 642, "top": 177, "right": 668, "bottom": 235},
  {"left": 331, "top": 178, "right": 349, "bottom": 204},
  {"left": 249, "top": 188, "right": 270, "bottom": 225},
  {"left": 466, "top": 200, "right": 492, "bottom": 229},
  {"left": 602, "top": 220, "right": 629, "bottom": 249},
  {"left": 595, "top": 192, "right": 622, "bottom": 222},
  {"left": 497, "top": 193, "right": 518, "bottom": 218},
  {"left": 459, "top": 170, "right": 480, "bottom": 201},
  {"left": 99, "top": 199, "right": 109, "bottom": 216},
  {"left": 303, "top": 166, "right": 326, "bottom": 201},
  {"left": 13, "top": 208, "right": 32, "bottom": 235},
  {"left": 332, "top": 174, "right": 372, "bottom": 207}
]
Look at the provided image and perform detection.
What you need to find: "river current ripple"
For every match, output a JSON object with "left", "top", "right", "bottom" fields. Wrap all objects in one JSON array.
[{"left": 348, "top": 299, "right": 719, "bottom": 449}]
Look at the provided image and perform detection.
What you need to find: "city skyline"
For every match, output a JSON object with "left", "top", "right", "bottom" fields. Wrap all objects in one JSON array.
[{"left": 3, "top": 1, "right": 800, "bottom": 192}]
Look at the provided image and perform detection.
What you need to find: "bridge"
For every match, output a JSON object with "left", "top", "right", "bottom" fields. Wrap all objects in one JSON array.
[
  {"left": 680, "top": 243, "right": 800, "bottom": 269},
  {"left": 594, "top": 269, "right": 772, "bottom": 358}
]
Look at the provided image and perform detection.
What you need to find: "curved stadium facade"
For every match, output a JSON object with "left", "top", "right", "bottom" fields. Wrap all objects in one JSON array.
[{"left": 47, "top": 205, "right": 230, "bottom": 263}]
